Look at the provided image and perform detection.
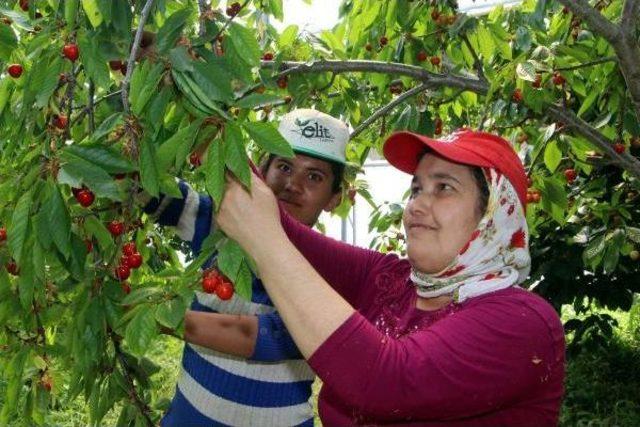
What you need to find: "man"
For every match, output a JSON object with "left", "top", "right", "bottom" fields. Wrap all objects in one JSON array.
[{"left": 148, "top": 109, "right": 348, "bottom": 426}]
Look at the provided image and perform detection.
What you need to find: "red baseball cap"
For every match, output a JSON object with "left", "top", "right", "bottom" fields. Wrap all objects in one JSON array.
[{"left": 383, "top": 128, "right": 528, "bottom": 209}]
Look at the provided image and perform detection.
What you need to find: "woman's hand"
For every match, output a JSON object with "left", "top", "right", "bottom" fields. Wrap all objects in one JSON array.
[{"left": 216, "top": 172, "right": 285, "bottom": 256}]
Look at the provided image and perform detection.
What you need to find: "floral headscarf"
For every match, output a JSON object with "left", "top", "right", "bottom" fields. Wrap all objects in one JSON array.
[{"left": 409, "top": 168, "right": 531, "bottom": 303}]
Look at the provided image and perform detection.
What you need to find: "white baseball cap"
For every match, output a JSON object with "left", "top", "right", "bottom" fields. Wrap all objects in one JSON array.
[{"left": 278, "top": 109, "right": 349, "bottom": 164}]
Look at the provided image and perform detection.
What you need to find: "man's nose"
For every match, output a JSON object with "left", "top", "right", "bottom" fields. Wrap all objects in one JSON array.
[{"left": 284, "top": 173, "right": 303, "bottom": 194}]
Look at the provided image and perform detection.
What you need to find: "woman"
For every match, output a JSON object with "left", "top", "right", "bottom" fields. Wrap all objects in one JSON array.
[{"left": 217, "top": 129, "right": 565, "bottom": 425}]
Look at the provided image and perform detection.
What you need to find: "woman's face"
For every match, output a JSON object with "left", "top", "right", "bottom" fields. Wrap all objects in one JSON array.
[{"left": 403, "top": 153, "right": 484, "bottom": 274}]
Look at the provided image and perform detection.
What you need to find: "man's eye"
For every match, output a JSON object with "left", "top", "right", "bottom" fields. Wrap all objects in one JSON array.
[
  {"left": 308, "top": 173, "right": 323, "bottom": 182},
  {"left": 409, "top": 186, "right": 421, "bottom": 198},
  {"left": 277, "top": 163, "right": 291, "bottom": 173}
]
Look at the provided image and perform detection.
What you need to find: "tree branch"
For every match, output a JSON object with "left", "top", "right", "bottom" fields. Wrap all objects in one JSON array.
[
  {"left": 88, "top": 80, "right": 95, "bottom": 133},
  {"left": 212, "top": 0, "right": 251, "bottom": 43},
  {"left": 110, "top": 334, "right": 154, "bottom": 427},
  {"left": 621, "top": 0, "right": 639, "bottom": 33},
  {"left": 197, "top": 0, "right": 209, "bottom": 38},
  {"left": 350, "top": 83, "right": 431, "bottom": 138},
  {"left": 460, "top": 34, "right": 485, "bottom": 82},
  {"left": 554, "top": 56, "right": 617, "bottom": 71},
  {"left": 259, "top": 59, "right": 640, "bottom": 179},
  {"left": 122, "top": 0, "right": 156, "bottom": 116},
  {"left": 261, "top": 60, "right": 487, "bottom": 93},
  {"left": 555, "top": 0, "right": 621, "bottom": 43}
]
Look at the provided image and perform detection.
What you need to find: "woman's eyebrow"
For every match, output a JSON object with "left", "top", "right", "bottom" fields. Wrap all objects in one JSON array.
[{"left": 428, "top": 172, "right": 462, "bottom": 184}]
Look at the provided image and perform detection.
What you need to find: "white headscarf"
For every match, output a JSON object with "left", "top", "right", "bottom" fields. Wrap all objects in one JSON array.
[{"left": 409, "top": 168, "right": 531, "bottom": 303}]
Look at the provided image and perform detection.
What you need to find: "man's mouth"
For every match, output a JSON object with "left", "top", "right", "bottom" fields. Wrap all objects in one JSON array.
[{"left": 279, "top": 198, "right": 302, "bottom": 208}]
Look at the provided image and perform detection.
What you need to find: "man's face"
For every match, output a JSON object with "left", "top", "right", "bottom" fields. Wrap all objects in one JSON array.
[{"left": 264, "top": 154, "right": 342, "bottom": 226}]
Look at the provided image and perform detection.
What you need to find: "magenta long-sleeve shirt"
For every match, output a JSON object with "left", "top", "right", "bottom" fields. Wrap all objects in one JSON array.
[{"left": 281, "top": 213, "right": 565, "bottom": 426}]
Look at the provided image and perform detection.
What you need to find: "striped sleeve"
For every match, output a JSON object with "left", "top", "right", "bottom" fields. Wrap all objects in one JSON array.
[{"left": 143, "top": 180, "right": 214, "bottom": 254}]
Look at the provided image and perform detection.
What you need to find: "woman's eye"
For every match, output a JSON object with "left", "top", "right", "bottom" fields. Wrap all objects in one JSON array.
[{"left": 437, "top": 183, "right": 454, "bottom": 192}]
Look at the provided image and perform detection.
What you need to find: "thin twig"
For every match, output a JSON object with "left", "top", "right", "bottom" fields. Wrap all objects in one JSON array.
[
  {"left": 211, "top": 0, "right": 251, "bottom": 43},
  {"left": 122, "top": 0, "right": 156, "bottom": 116},
  {"left": 460, "top": 34, "right": 485, "bottom": 82},
  {"left": 110, "top": 333, "right": 154, "bottom": 427},
  {"left": 72, "top": 90, "right": 123, "bottom": 127},
  {"left": 554, "top": 56, "right": 617, "bottom": 71},
  {"left": 88, "top": 80, "right": 95, "bottom": 133},
  {"left": 351, "top": 83, "right": 431, "bottom": 138}
]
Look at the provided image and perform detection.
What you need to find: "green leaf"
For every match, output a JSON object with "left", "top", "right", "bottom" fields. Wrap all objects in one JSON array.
[
  {"left": 543, "top": 140, "right": 562, "bottom": 173},
  {"left": 35, "top": 57, "right": 63, "bottom": 108},
  {"left": 58, "top": 152, "right": 122, "bottom": 200},
  {"left": 155, "top": 298, "right": 187, "bottom": 329},
  {"left": 139, "top": 138, "right": 160, "bottom": 198},
  {"left": 124, "top": 305, "right": 158, "bottom": 357},
  {"left": 45, "top": 181, "right": 72, "bottom": 260},
  {"left": 627, "top": 227, "right": 640, "bottom": 244},
  {"left": 234, "top": 261, "right": 253, "bottom": 301},
  {"left": 268, "top": 0, "right": 284, "bottom": 21},
  {"left": 278, "top": 24, "right": 298, "bottom": 48},
  {"left": 78, "top": 33, "right": 110, "bottom": 90},
  {"left": 9, "top": 190, "right": 33, "bottom": 264},
  {"left": 90, "top": 112, "right": 123, "bottom": 142},
  {"left": 65, "top": 0, "right": 79, "bottom": 29},
  {"left": 156, "top": 8, "right": 192, "bottom": 54},
  {"left": 205, "top": 138, "right": 225, "bottom": 208},
  {"left": 84, "top": 215, "right": 114, "bottom": 252},
  {"left": 577, "top": 90, "right": 599, "bottom": 117},
  {"left": 190, "top": 61, "right": 234, "bottom": 103},
  {"left": 132, "top": 62, "right": 164, "bottom": 116},
  {"left": 224, "top": 122, "right": 251, "bottom": 187},
  {"left": 0, "top": 23, "right": 18, "bottom": 60},
  {"left": 602, "top": 231, "right": 623, "bottom": 274},
  {"left": 217, "top": 239, "right": 244, "bottom": 281},
  {"left": 168, "top": 46, "right": 194, "bottom": 72},
  {"left": 243, "top": 122, "right": 294, "bottom": 158},
  {"left": 228, "top": 22, "right": 261, "bottom": 67},
  {"left": 516, "top": 61, "right": 536, "bottom": 82},
  {"left": 235, "top": 93, "right": 281, "bottom": 109},
  {"left": 81, "top": 0, "right": 103, "bottom": 27},
  {"left": 121, "top": 287, "right": 163, "bottom": 305},
  {"left": 65, "top": 143, "right": 135, "bottom": 174},
  {"left": 476, "top": 24, "right": 495, "bottom": 60},
  {"left": 157, "top": 120, "right": 202, "bottom": 171},
  {"left": 541, "top": 177, "right": 567, "bottom": 209},
  {"left": 583, "top": 233, "right": 605, "bottom": 269}
]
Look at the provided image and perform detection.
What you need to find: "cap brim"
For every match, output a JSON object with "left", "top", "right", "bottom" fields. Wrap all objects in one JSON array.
[{"left": 383, "top": 132, "right": 493, "bottom": 174}]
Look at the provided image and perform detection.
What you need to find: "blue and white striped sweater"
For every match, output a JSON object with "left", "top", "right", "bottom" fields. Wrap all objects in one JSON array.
[{"left": 147, "top": 181, "right": 314, "bottom": 426}]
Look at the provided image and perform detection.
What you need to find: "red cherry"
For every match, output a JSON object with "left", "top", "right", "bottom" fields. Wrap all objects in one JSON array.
[
  {"left": 552, "top": 72, "right": 565, "bottom": 86},
  {"left": 365, "top": 43, "right": 373, "bottom": 52},
  {"left": 120, "top": 61, "right": 128, "bottom": 76},
  {"left": 532, "top": 73, "right": 542, "bottom": 88},
  {"left": 75, "top": 189, "right": 95, "bottom": 207},
  {"left": 429, "top": 56, "right": 441, "bottom": 66},
  {"left": 122, "top": 242, "right": 137, "bottom": 256},
  {"left": 85, "top": 239, "right": 93, "bottom": 253},
  {"left": 416, "top": 51, "right": 427, "bottom": 62},
  {"left": 613, "top": 142, "right": 626, "bottom": 154},
  {"left": 262, "top": 52, "right": 274, "bottom": 61},
  {"left": 41, "top": 376, "right": 52, "bottom": 392},
  {"left": 121, "top": 282, "right": 131, "bottom": 294},
  {"left": 202, "top": 276, "right": 219, "bottom": 294},
  {"left": 7, "top": 64, "right": 23, "bottom": 78},
  {"left": 127, "top": 253, "right": 143, "bottom": 269},
  {"left": 0, "top": 227, "right": 6, "bottom": 242},
  {"left": 189, "top": 152, "right": 201, "bottom": 167},
  {"left": 531, "top": 190, "right": 541, "bottom": 203},
  {"left": 564, "top": 168, "right": 577, "bottom": 183},
  {"left": 115, "top": 265, "right": 130, "bottom": 281},
  {"left": 114, "top": 173, "right": 126, "bottom": 180},
  {"left": 379, "top": 36, "right": 388, "bottom": 46},
  {"left": 526, "top": 192, "right": 534, "bottom": 204},
  {"left": 109, "top": 60, "right": 123, "bottom": 71},
  {"left": 215, "top": 281, "right": 234, "bottom": 300},
  {"left": 62, "top": 43, "right": 79, "bottom": 62},
  {"left": 431, "top": 10, "right": 440, "bottom": 20},
  {"left": 19, "top": 0, "right": 29, "bottom": 12},
  {"left": 6, "top": 260, "right": 19, "bottom": 276},
  {"left": 277, "top": 76, "right": 288, "bottom": 89},
  {"left": 107, "top": 220, "right": 125, "bottom": 237},
  {"left": 53, "top": 114, "right": 68, "bottom": 129},
  {"left": 512, "top": 88, "right": 523, "bottom": 103}
]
